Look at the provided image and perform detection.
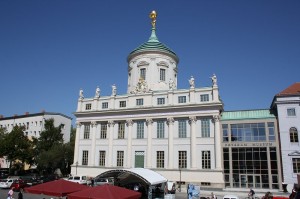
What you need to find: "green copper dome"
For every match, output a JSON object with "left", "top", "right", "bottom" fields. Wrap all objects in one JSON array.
[{"left": 127, "top": 28, "right": 179, "bottom": 62}]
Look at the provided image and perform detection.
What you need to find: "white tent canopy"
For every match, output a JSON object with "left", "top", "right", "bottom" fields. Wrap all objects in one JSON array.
[{"left": 95, "top": 168, "right": 167, "bottom": 186}]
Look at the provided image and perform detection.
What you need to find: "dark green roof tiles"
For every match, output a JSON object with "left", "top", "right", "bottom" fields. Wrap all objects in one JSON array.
[{"left": 127, "top": 28, "right": 179, "bottom": 62}]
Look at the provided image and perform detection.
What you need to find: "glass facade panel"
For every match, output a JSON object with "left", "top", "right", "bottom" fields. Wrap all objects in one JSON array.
[{"left": 230, "top": 123, "right": 266, "bottom": 142}]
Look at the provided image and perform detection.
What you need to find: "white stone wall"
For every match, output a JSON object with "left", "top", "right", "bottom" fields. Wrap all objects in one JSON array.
[{"left": 276, "top": 96, "right": 300, "bottom": 185}]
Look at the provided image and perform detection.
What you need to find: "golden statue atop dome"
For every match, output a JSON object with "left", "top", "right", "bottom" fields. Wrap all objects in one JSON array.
[{"left": 149, "top": 10, "right": 157, "bottom": 29}]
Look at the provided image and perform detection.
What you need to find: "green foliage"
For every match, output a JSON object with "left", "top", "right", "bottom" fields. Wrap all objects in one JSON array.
[
  {"left": 0, "top": 119, "right": 74, "bottom": 176},
  {"left": 35, "top": 119, "right": 73, "bottom": 175},
  {"left": 0, "top": 125, "right": 35, "bottom": 173}
]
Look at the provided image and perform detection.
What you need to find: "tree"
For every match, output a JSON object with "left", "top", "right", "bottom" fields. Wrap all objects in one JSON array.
[
  {"left": 0, "top": 126, "right": 35, "bottom": 174},
  {"left": 35, "top": 118, "right": 69, "bottom": 175}
]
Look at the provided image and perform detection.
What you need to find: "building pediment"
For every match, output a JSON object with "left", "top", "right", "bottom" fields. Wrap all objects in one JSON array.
[{"left": 288, "top": 151, "right": 300, "bottom": 156}]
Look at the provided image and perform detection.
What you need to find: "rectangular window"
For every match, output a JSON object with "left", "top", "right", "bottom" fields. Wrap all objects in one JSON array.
[
  {"left": 99, "top": 151, "right": 106, "bottom": 166},
  {"left": 140, "top": 68, "right": 146, "bottom": 80},
  {"left": 157, "top": 121, "right": 165, "bottom": 138},
  {"left": 200, "top": 94, "right": 209, "bottom": 102},
  {"left": 290, "top": 127, "right": 298, "bottom": 143},
  {"left": 137, "top": 121, "right": 144, "bottom": 139},
  {"left": 230, "top": 123, "right": 266, "bottom": 142},
  {"left": 287, "top": 108, "right": 296, "bottom": 116},
  {"left": 100, "top": 123, "right": 107, "bottom": 139},
  {"left": 117, "top": 151, "right": 124, "bottom": 167},
  {"left": 102, "top": 102, "right": 108, "bottom": 109},
  {"left": 157, "top": 98, "right": 165, "bottom": 105},
  {"left": 118, "top": 122, "right": 125, "bottom": 139},
  {"left": 136, "top": 99, "right": 144, "bottom": 106},
  {"left": 222, "top": 124, "right": 229, "bottom": 142},
  {"left": 85, "top": 103, "right": 92, "bottom": 110},
  {"left": 120, "top": 101, "right": 126, "bottom": 108},
  {"left": 178, "top": 120, "right": 187, "bottom": 138},
  {"left": 84, "top": 125, "right": 90, "bottom": 139},
  {"left": 201, "top": 119, "right": 210, "bottom": 137},
  {"left": 82, "top": 150, "right": 88, "bottom": 165},
  {"left": 202, "top": 151, "right": 211, "bottom": 169},
  {"left": 178, "top": 96, "right": 186, "bottom": 103},
  {"left": 178, "top": 151, "right": 187, "bottom": 168},
  {"left": 157, "top": 151, "right": 165, "bottom": 168},
  {"left": 160, "top": 69, "right": 166, "bottom": 81},
  {"left": 268, "top": 122, "right": 275, "bottom": 141},
  {"left": 293, "top": 158, "right": 300, "bottom": 173}
]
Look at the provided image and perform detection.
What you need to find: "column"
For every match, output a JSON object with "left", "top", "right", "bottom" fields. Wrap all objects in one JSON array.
[
  {"left": 189, "top": 116, "right": 197, "bottom": 169},
  {"left": 146, "top": 118, "right": 153, "bottom": 168},
  {"left": 167, "top": 117, "right": 174, "bottom": 169},
  {"left": 126, "top": 119, "right": 133, "bottom": 168},
  {"left": 213, "top": 115, "right": 222, "bottom": 169},
  {"left": 73, "top": 121, "right": 81, "bottom": 165},
  {"left": 90, "top": 121, "right": 97, "bottom": 166},
  {"left": 108, "top": 120, "right": 115, "bottom": 167}
]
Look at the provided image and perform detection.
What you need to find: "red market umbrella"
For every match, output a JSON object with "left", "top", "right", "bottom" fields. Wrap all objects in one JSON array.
[
  {"left": 67, "top": 184, "right": 142, "bottom": 199},
  {"left": 24, "top": 179, "right": 89, "bottom": 197}
]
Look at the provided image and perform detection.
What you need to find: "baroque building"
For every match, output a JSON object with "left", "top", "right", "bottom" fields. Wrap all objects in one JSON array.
[{"left": 72, "top": 11, "right": 224, "bottom": 188}]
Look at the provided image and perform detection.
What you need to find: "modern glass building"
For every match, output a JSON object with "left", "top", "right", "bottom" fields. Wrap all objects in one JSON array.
[{"left": 221, "top": 109, "right": 283, "bottom": 190}]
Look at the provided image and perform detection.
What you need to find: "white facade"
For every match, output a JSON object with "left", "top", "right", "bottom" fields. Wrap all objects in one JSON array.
[
  {"left": 0, "top": 112, "right": 72, "bottom": 168},
  {"left": 0, "top": 112, "right": 72, "bottom": 142},
  {"left": 73, "top": 14, "right": 224, "bottom": 188},
  {"left": 271, "top": 84, "right": 300, "bottom": 189}
]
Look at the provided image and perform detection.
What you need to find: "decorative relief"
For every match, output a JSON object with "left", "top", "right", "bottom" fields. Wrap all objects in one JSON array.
[
  {"left": 146, "top": 118, "right": 153, "bottom": 126},
  {"left": 212, "top": 115, "right": 220, "bottom": 123},
  {"left": 130, "top": 79, "right": 148, "bottom": 94},
  {"left": 157, "top": 61, "right": 169, "bottom": 67},
  {"left": 167, "top": 117, "right": 175, "bottom": 125},
  {"left": 108, "top": 120, "right": 115, "bottom": 127},
  {"left": 76, "top": 121, "right": 82, "bottom": 127},
  {"left": 189, "top": 116, "right": 197, "bottom": 124},
  {"left": 126, "top": 119, "right": 134, "bottom": 126},
  {"left": 91, "top": 121, "right": 97, "bottom": 127},
  {"left": 137, "top": 61, "right": 150, "bottom": 67}
]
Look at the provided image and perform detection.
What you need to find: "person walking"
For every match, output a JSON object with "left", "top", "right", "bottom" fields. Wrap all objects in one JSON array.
[
  {"left": 8, "top": 187, "right": 14, "bottom": 199},
  {"left": 18, "top": 189, "right": 23, "bottom": 199},
  {"left": 248, "top": 188, "right": 255, "bottom": 199}
]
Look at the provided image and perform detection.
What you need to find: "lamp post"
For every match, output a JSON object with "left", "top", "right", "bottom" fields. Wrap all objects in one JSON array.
[
  {"left": 179, "top": 164, "right": 182, "bottom": 192},
  {"left": 75, "top": 161, "right": 78, "bottom": 175}
]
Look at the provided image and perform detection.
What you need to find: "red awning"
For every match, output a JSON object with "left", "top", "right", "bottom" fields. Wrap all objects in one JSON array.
[{"left": 24, "top": 179, "right": 89, "bottom": 197}]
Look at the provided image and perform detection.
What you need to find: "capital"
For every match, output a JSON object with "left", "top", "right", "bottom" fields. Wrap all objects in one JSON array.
[
  {"left": 189, "top": 116, "right": 197, "bottom": 124},
  {"left": 167, "top": 117, "right": 175, "bottom": 125},
  {"left": 126, "top": 119, "right": 134, "bottom": 126},
  {"left": 108, "top": 120, "right": 115, "bottom": 127},
  {"left": 212, "top": 115, "right": 220, "bottom": 123},
  {"left": 146, "top": 118, "right": 153, "bottom": 126}
]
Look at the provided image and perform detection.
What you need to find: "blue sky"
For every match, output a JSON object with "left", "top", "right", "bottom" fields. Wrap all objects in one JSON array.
[{"left": 1, "top": 0, "right": 299, "bottom": 123}]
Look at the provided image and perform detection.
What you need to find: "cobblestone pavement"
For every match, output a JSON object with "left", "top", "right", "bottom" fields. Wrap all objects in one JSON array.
[{"left": 0, "top": 187, "right": 290, "bottom": 199}]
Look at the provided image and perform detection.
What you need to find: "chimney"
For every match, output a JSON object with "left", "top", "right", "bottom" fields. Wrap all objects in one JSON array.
[
  {"left": 41, "top": 109, "right": 45, "bottom": 113},
  {"left": 25, "top": 112, "right": 29, "bottom": 115},
  {"left": 0, "top": 115, "right": 3, "bottom": 118}
]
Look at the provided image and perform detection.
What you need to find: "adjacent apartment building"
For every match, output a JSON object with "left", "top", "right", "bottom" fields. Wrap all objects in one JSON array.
[
  {"left": 271, "top": 82, "right": 300, "bottom": 190},
  {"left": 0, "top": 111, "right": 72, "bottom": 168}
]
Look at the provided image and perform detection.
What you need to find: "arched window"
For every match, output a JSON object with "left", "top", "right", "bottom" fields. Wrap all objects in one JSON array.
[{"left": 290, "top": 127, "right": 298, "bottom": 143}]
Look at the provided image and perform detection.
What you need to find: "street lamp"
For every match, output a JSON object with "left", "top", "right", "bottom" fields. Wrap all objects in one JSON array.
[
  {"left": 75, "top": 161, "right": 78, "bottom": 175},
  {"left": 179, "top": 163, "right": 182, "bottom": 192}
]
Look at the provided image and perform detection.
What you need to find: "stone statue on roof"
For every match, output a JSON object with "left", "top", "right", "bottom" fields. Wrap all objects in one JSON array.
[
  {"left": 189, "top": 76, "right": 195, "bottom": 89},
  {"left": 79, "top": 88, "right": 84, "bottom": 100},
  {"left": 112, "top": 84, "right": 117, "bottom": 96},
  {"left": 211, "top": 74, "right": 217, "bottom": 86},
  {"left": 95, "top": 86, "right": 100, "bottom": 98}
]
